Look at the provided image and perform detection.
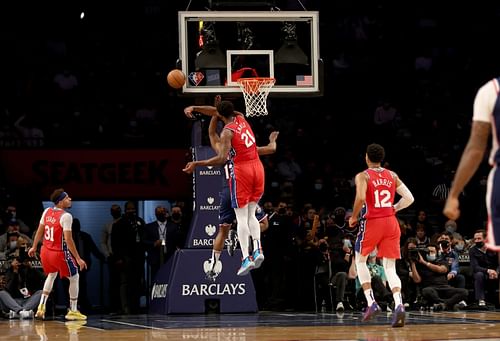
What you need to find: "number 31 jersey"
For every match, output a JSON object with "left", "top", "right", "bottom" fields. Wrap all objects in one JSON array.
[
  {"left": 363, "top": 167, "right": 396, "bottom": 219},
  {"left": 39, "top": 207, "right": 72, "bottom": 251}
]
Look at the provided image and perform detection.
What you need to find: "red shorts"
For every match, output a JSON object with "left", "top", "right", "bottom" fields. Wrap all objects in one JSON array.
[
  {"left": 229, "top": 159, "right": 264, "bottom": 208},
  {"left": 40, "top": 246, "right": 79, "bottom": 278},
  {"left": 355, "top": 215, "right": 401, "bottom": 259}
]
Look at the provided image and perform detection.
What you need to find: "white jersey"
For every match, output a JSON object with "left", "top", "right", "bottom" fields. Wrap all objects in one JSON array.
[{"left": 473, "top": 78, "right": 500, "bottom": 165}]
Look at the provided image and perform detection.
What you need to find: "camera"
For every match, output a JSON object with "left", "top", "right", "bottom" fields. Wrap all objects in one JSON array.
[{"left": 408, "top": 246, "right": 429, "bottom": 261}]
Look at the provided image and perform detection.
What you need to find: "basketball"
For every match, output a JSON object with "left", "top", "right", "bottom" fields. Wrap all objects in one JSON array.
[{"left": 167, "top": 69, "right": 186, "bottom": 89}]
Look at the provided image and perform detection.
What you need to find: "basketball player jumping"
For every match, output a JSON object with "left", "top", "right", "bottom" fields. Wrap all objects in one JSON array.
[{"left": 183, "top": 100, "right": 267, "bottom": 276}]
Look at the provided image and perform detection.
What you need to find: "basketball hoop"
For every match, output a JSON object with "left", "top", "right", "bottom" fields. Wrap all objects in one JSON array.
[{"left": 237, "top": 77, "right": 275, "bottom": 117}]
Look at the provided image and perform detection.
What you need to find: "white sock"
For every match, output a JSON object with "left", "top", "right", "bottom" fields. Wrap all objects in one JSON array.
[
  {"left": 253, "top": 238, "right": 261, "bottom": 252},
  {"left": 364, "top": 289, "right": 375, "bottom": 306},
  {"left": 212, "top": 250, "right": 221, "bottom": 262},
  {"left": 393, "top": 292, "right": 403, "bottom": 307},
  {"left": 40, "top": 294, "right": 48, "bottom": 305},
  {"left": 70, "top": 299, "right": 78, "bottom": 311}
]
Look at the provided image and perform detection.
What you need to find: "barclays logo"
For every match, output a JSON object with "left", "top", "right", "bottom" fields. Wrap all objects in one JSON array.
[
  {"left": 200, "top": 169, "right": 222, "bottom": 176},
  {"left": 205, "top": 224, "right": 216, "bottom": 236},
  {"left": 192, "top": 239, "right": 214, "bottom": 246},
  {"left": 181, "top": 283, "right": 246, "bottom": 296}
]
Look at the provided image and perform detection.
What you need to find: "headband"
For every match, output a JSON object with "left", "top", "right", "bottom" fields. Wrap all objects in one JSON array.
[{"left": 54, "top": 191, "right": 68, "bottom": 205}]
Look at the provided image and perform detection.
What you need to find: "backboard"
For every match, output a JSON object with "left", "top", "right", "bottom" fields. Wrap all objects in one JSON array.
[{"left": 178, "top": 11, "right": 322, "bottom": 97}]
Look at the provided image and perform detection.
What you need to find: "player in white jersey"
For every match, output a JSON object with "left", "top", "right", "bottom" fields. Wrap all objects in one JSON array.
[{"left": 444, "top": 78, "right": 500, "bottom": 306}]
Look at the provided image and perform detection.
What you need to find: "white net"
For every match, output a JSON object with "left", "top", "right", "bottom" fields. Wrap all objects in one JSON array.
[{"left": 237, "top": 78, "right": 275, "bottom": 117}]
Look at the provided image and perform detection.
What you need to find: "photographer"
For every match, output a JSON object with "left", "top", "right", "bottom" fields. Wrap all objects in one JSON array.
[
  {"left": 0, "top": 240, "right": 44, "bottom": 319},
  {"left": 410, "top": 243, "right": 468, "bottom": 311}
]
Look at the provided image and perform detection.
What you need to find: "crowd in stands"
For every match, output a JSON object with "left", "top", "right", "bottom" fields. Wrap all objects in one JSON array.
[{"left": 1, "top": 1, "right": 500, "bottom": 316}]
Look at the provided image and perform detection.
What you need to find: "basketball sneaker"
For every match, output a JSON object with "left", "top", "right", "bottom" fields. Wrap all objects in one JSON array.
[
  {"left": 252, "top": 248, "right": 265, "bottom": 269},
  {"left": 227, "top": 229, "right": 238, "bottom": 256},
  {"left": 65, "top": 320, "right": 87, "bottom": 333},
  {"left": 362, "top": 302, "right": 381, "bottom": 322},
  {"left": 65, "top": 309, "right": 87, "bottom": 321},
  {"left": 391, "top": 304, "right": 406, "bottom": 328},
  {"left": 19, "top": 309, "right": 34, "bottom": 319},
  {"left": 35, "top": 304, "right": 46, "bottom": 320},
  {"left": 237, "top": 256, "right": 255, "bottom": 276}
]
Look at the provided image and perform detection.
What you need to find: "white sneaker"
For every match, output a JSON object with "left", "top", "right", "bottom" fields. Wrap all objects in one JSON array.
[
  {"left": 8, "top": 310, "right": 19, "bottom": 319},
  {"left": 336, "top": 301, "right": 344, "bottom": 312},
  {"left": 478, "top": 299, "right": 486, "bottom": 307},
  {"left": 20, "top": 309, "right": 34, "bottom": 319},
  {"left": 458, "top": 300, "right": 467, "bottom": 309}
]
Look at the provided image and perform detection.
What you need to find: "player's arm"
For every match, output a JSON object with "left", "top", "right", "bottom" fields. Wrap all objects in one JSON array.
[
  {"left": 183, "top": 129, "right": 232, "bottom": 173},
  {"left": 259, "top": 216, "right": 269, "bottom": 233},
  {"left": 393, "top": 172, "right": 415, "bottom": 212},
  {"left": 64, "top": 230, "right": 87, "bottom": 270},
  {"left": 257, "top": 131, "right": 279, "bottom": 156},
  {"left": 444, "top": 121, "right": 490, "bottom": 219},
  {"left": 28, "top": 223, "right": 45, "bottom": 258},
  {"left": 61, "top": 214, "right": 87, "bottom": 270},
  {"left": 208, "top": 115, "right": 221, "bottom": 152},
  {"left": 349, "top": 172, "right": 367, "bottom": 227},
  {"left": 450, "top": 121, "right": 490, "bottom": 199},
  {"left": 184, "top": 105, "right": 218, "bottom": 119}
]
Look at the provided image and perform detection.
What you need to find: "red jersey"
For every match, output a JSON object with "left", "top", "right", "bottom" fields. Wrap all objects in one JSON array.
[
  {"left": 40, "top": 207, "right": 71, "bottom": 251},
  {"left": 363, "top": 168, "right": 396, "bottom": 219},
  {"left": 224, "top": 115, "right": 259, "bottom": 163}
]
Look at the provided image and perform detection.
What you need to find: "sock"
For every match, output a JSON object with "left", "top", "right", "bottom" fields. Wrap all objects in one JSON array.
[
  {"left": 70, "top": 299, "right": 78, "bottom": 311},
  {"left": 393, "top": 292, "right": 403, "bottom": 307},
  {"left": 40, "top": 294, "right": 48, "bottom": 305},
  {"left": 212, "top": 250, "right": 221, "bottom": 262},
  {"left": 364, "top": 289, "right": 375, "bottom": 306},
  {"left": 253, "top": 239, "right": 261, "bottom": 253}
]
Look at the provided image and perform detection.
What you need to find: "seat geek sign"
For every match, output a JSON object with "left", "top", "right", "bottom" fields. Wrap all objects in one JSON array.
[{"left": 0, "top": 149, "right": 191, "bottom": 199}]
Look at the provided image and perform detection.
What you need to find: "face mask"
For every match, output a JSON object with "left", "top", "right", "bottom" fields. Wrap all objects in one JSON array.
[
  {"left": 111, "top": 211, "right": 122, "bottom": 219},
  {"left": 314, "top": 184, "right": 323, "bottom": 190},
  {"left": 475, "top": 241, "right": 484, "bottom": 248},
  {"left": 335, "top": 215, "right": 345, "bottom": 225},
  {"left": 8, "top": 211, "right": 16, "bottom": 219},
  {"left": 9, "top": 241, "right": 17, "bottom": 250},
  {"left": 278, "top": 208, "right": 286, "bottom": 215},
  {"left": 156, "top": 214, "right": 167, "bottom": 223},
  {"left": 271, "top": 182, "right": 279, "bottom": 188},
  {"left": 171, "top": 213, "right": 181, "bottom": 220},
  {"left": 426, "top": 254, "right": 436, "bottom": 262},
  {"left": 369, "top": 250, "right": 377, "bottom": 258},
  {"left": 455, "top": 243, "right": 464, "bottom": 251}
]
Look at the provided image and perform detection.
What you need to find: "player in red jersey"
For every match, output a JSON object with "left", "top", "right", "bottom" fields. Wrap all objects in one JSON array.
[
  {"left": 183, "top": 100, "right": 265, "bottom": 276},
  {"left": 349, "top": 143, "right": 414, "bottom": 327},
  {"left": 28, "top": 188, "right": 87, "bottom": 320}
]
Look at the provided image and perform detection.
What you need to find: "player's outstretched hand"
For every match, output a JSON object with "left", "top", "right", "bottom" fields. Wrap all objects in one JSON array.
[
  {"left": 183, "top": 162, "right": 196, "bottom": 174},
  {"left": 184, "top": 106, "right": 195, "bottom": 119},
  {"left": 77, "top": 258, "right": 87, "bottom": 271},
  {"left": 443, "top": 196, "right": 460, "bottom": 220},
  {"left": 269, "top": 131, "right": 279, "bottom": 143},
  {"left": 28, "top": 247, "right": 37, "bottom": 258}
]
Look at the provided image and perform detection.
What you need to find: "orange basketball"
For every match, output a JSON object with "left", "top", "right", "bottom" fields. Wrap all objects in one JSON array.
[{"left": 167, "top": 69, "right": 186, "bottom": 89}]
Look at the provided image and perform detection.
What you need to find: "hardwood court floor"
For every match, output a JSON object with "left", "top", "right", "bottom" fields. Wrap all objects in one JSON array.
[{"left": 2, "top": 310, "right": 500, "bottom": 341}]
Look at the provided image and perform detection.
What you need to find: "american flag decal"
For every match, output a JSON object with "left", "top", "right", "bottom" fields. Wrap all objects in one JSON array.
[{"left": 296, "top": 75, "right": 313, "bottom": 86}]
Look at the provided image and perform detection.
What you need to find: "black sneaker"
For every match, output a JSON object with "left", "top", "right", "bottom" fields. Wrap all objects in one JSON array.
[{"left": 227, "top": 229, "right": 238, "bottom": 256}]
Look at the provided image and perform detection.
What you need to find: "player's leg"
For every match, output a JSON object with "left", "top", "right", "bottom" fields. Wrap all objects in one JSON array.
[
  {"left": 36, "top": 248, "right": 59, "bottom": 319},
  {"left": 62, "top": 254, "right": 86, "bottom": 320},
  {"left": 247, "top": 202, "right": 264, "bottom": 268},
  {"left": 355, "top": 219, "right": 381, "bottom": 321},
  {"left": 378, "top": 217, "right": 405, "bottom": 327},
  {"left": 234, "top": 205, "right": 254, "bottom": 276}
]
